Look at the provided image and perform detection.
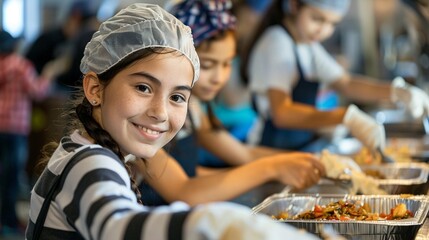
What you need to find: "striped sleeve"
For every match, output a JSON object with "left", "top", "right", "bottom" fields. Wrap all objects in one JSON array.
[{"left": 54, "top": 149, "right": 197, "bottom": 240}]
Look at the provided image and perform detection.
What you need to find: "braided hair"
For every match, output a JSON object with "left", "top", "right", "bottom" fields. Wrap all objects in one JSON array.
[{"left": 75, "top": 97, "right": 143, "bottom": 204}]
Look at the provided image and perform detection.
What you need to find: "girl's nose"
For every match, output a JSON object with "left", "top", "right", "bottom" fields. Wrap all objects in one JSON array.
[
  {"left": 147, "top": 98, "right": 168, "bottom": 122},
  {"left": 211, "top": 65, "right": 226, "bottom": 84}
]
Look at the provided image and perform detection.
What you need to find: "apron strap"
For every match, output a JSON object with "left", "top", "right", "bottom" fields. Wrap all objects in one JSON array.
[{"left": 32, "top": 146, "right": 100, "bottom": 239}]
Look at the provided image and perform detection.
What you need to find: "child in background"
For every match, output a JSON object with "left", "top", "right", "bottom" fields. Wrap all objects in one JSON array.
[
  {"left": 26, "top": 3, "right": 319, "bottom": 240},
  {"left": 137, "top": 0, "right": 325, "bottom": 207},
  {"left": 241, "top": 0, "right": 429, "bottom": 152},
  {"left": 0, "top": 30, "right": 60, "bottom": 236}
]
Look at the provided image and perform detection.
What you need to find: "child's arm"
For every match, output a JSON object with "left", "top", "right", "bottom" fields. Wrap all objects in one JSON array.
[{"left": 138, "top": 149, "right": 324, "bottom": 206}]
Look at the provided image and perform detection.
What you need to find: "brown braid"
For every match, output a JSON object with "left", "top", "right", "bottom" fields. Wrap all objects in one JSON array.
[
  {"left": 206, "top": 101, "right": 224, "bottom": 131},
  {"left": 76, "top": 97, "right": 143, "bottom": 204}
]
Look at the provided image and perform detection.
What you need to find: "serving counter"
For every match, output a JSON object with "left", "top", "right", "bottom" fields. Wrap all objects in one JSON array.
[{"left": 230, "top": 131, "right": 429, "bottom": 239}]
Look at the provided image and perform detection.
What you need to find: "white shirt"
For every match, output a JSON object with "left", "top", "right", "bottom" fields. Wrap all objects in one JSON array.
[{"left": 248, "top": 25, "right": 344, "bottom": 117}]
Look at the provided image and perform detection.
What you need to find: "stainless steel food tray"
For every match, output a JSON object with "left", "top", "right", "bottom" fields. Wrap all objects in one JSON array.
[
  {"left": 361, "top": 162, "right": 429, "bottom": 194},
  {"left": 252, "top": 194, "right": 429, "bottom": 240},
  {"left": 333, "top": 137, "right": 429, "bottom": 161}
]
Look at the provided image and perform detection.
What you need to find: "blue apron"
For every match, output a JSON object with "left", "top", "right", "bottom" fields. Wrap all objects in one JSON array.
[
  {"left": 259, "top": 24, "right": 320, "bottom": 151},
  {"left": 139, "top": 128, "right": 199, "bottom": 206}
]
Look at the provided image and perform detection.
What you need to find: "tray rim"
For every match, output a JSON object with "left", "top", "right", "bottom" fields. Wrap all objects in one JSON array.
[
  {"left": 252, "top": 194, "right": 429, "bottom": 226},
  {"left": 360, "top": 162, "right": 429, "bottom": 185}
]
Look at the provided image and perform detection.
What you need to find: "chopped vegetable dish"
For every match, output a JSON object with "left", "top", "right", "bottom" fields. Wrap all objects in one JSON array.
[{"left": 272, "top": 201, "right": 413, "bottom": 221}]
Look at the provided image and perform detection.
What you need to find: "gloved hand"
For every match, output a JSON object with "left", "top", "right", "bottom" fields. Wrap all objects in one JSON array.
[
  {"left": 343, "top": 104, "right": 386, "bottom": 150},
  {"left": 188, "top": 202, "right": 320, "bottom": 240},
  {"left": 391, "top": 77, "right": 429, "bottom": 119}
]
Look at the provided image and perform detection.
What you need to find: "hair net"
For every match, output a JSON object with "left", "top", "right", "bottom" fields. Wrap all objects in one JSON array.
[
  {"left": 80, "top": 3, "right": 200, "bottom": 84},
  {"left": 301, "top": 0, "right": 351, "bottom": 16},
  {"left": 283, "top": 0, "right": 351, "bottom": 16},
  {"left": 170, "top": 0, "right": 236, "bottom": 46}
]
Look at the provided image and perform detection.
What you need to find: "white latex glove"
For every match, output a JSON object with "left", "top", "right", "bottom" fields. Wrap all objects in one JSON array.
[
  {"left": 391, "top": 77, "right": 429, "bottom": 119},
  {"left": 185, "top": 202, "right": 319, "bottom": 240},
  {"left": 342, "top": 104, "right": 386, "bottom": 150}
]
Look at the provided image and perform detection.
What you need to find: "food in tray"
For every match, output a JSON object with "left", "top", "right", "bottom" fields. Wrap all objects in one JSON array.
[
  {"left": 257, "top": 195, "right": 429, "bottom": 240},
  {"left": 353, "top": 145, "right": 412, "bottom": 165},
  {"left": 272, "top": 211, "right": 289, "bottom": 220},
  {"left": 319, "top": 150, "right": 387, "bottom": 195},
  {"left": 272, "top": 200, "right": 414, "bottom": 221},
  {"left": 354, "top": 147, "right": 381, "bottom": 164},
  {"left": 362, "top": 169, "right": 386, "bottom": 179}
]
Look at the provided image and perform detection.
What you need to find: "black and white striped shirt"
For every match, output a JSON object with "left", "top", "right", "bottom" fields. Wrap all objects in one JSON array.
[
  {"left": 25, "top": 132, "right": 320, "bottom": 240},
  {"left": 26, "top": 133, "right": 194, "bottom": 240}
]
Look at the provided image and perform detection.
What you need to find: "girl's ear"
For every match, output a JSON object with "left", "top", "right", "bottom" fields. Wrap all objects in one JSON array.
[{"left": 83, "top": 72, "right": 102, "bottom": 106}]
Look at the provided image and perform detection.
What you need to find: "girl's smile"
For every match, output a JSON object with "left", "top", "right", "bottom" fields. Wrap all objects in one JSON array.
[{"left": 89, "top": 52, "right": 194, "bottom": 159}]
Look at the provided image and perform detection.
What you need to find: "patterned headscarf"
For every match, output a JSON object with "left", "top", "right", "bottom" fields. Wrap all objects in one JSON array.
[{"left": 171, "top": 0, "right": 236, "bottom": 46}]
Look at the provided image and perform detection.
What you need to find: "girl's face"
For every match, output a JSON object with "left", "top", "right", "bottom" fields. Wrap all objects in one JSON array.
[
  {"left": 294, "top": 5, "right": 343, "bottom": 43},
  {"left": 192, "top": 31, "right": 236, "bottom": 101},
  {"left": 92, "top": 52, "right": 194, "bottom": 159}
]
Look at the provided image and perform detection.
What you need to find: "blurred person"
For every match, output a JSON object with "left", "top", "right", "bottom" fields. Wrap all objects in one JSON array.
[
  {"left": 25, "top": 4, "right": 319, "bottom": 240},
  {"left": 55, "top": 14, "right": 101, "bottom": 93},
  {"left": 24, "top": 1, "right": 97, "bottom": 187},
  {"left": 25, "top": 1, "right": 95, "bottom": 75},
  {"left": 136, "top": 0, "right": 325, "bottom": 207},
  {"left": 0, "top": 30, "right": 59, "bottom": 236},
  {"left": 196, "top": 0, "right": 274, "bottom": 164},
  {"left": 205, "top": 0, "right": 274, "bottom": 145},
  {"left": 240, "top": 0, "right": 429, "bottom": 152}
]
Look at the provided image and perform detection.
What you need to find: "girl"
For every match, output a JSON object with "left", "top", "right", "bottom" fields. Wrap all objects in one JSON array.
[
  {"left": 137, "top": 0, "right": 325, "bottom": 207},
  {"left": 241, "top": 0, "right": 429, "bottom": 152},
  {"left": 26, "top": 3, "right": 318, "bottom": 240}
]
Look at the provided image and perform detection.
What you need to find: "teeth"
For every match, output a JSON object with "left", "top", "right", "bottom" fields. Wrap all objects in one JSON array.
[{"left": 138, "top": 125, "right": 160, "bottom": 135}]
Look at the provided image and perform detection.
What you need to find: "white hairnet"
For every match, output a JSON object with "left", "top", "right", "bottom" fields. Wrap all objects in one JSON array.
[
  {"left": 80, "top": 3, "right": 200, "bottom": 84},
  {"left": 291, "top": 0, "right": 351, "bottom": 16}
]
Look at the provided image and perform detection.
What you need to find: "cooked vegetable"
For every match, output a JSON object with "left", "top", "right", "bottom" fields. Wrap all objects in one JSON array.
[{"left": 272, "top": 200, "right": 413, "bottom": 221}]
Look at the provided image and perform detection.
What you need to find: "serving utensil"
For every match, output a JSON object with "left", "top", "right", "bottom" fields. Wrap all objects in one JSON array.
[
  {"left": 423, "top": 116, "right": 429, "bottom": 135},
  {"left": 377, "top": 147, "right": 395, "bottom": 163}
]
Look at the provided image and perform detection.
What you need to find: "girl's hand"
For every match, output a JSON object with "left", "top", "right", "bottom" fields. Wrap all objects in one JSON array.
[{"left": 267, "top": 153, "right": 326, "bottom": 189}]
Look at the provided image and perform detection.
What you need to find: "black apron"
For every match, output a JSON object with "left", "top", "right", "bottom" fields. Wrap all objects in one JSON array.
[{"left": 259, "top": 25, "right": 321, "bottom": 151}]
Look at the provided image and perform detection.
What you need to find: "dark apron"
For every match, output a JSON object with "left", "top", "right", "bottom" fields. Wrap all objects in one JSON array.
[
  {"left": 139, "top": 130, "right": 199, "bottom": 206},
  {"left": 259, "top": 25, "right": 321, "bottom": 151}
]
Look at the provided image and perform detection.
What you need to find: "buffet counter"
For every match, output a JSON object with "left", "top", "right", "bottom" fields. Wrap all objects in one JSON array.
[{"left": 231, "top": 133, "right": 429, "bottom": 240}]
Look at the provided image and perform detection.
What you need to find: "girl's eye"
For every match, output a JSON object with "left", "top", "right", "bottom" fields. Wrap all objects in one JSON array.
[
  {"left": 136, "top": 84, "right": 151, "bottom": 93},
  {"left": 224, "top": 61, "right": 233, "bottom": 68},
  {"left": 200, "top": 61, "right": 214, "bottom": 70},
  {"left": 312, "top": 15, "right": 324, "bottom": 23},
  {"left": 170, "top": 94, "right": 187, "bottom": 103}
]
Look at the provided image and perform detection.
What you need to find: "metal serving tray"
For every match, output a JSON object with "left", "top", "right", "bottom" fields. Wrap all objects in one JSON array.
[
  {"left": 252, "top": 194, "right": 429, "bottom": 240},
  {"left": 333, "top": 137, "right": 429, "bottom": 161},
  {"left": 289, "top": 179, "right": 352, "bottom": 195},
  {"left": 360, "top": 163, "right": 429, "bottom": 195}
]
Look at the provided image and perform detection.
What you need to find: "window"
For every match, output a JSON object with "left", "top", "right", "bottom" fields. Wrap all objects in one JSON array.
[{"left": 2, "top": 0, "right": 24, "bottom": 37}]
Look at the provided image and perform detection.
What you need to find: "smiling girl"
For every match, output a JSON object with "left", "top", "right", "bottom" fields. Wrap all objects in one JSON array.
[{"left": 26, "top": 3, "right": 318, "bottom": 240}]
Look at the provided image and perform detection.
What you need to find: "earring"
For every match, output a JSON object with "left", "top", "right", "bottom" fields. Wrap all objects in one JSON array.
[{"left": 91, "top": 100, "right": 98, "bottom": 105}]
